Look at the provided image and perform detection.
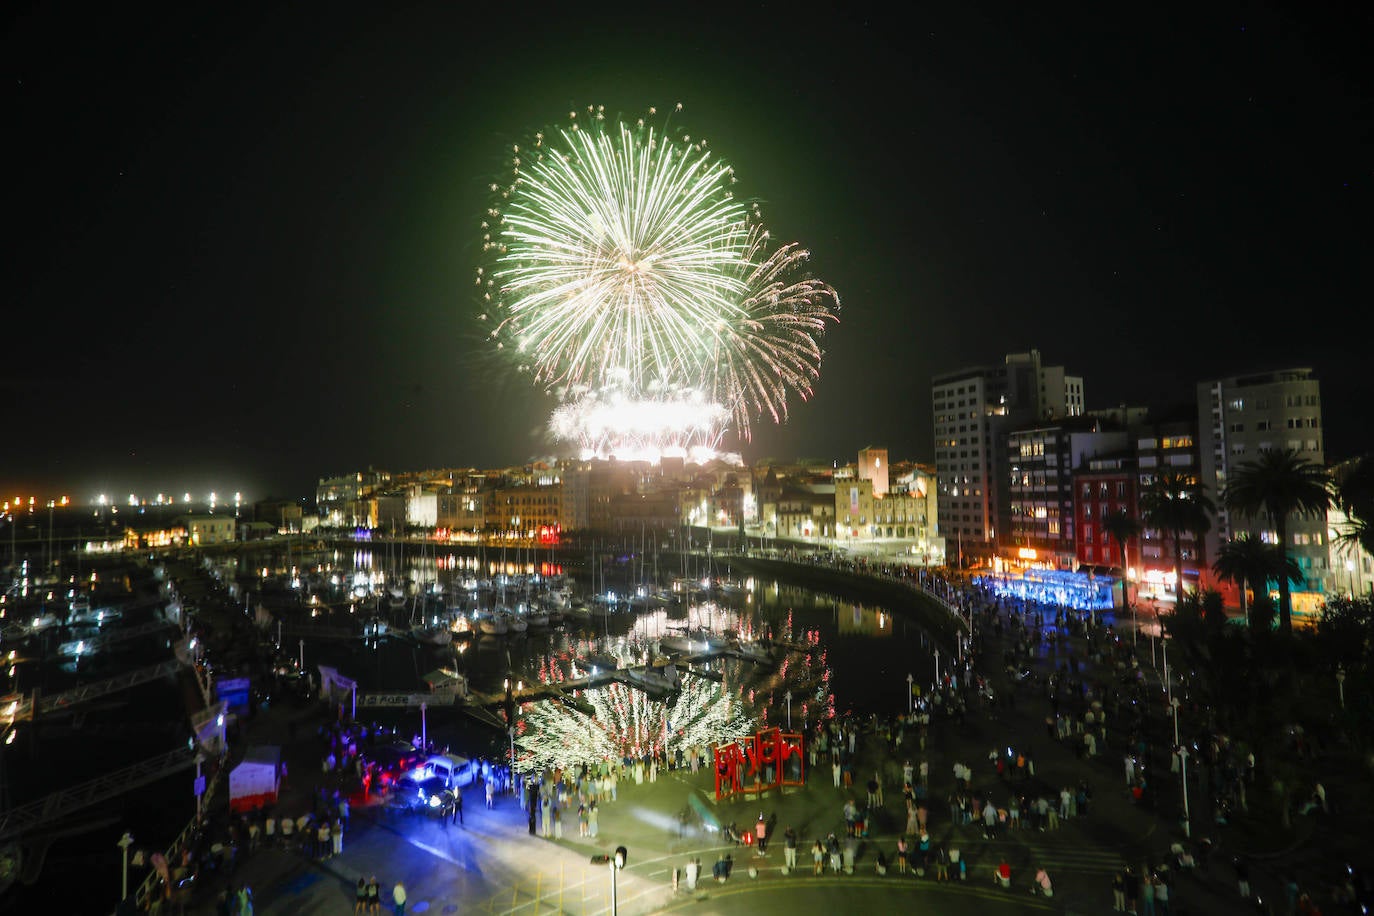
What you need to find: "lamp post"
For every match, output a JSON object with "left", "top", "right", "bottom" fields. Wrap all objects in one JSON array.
[
  {"left": 1162, "top": 638, "right": 1171, "bottom": 710},
  {"left": 298, "top": 638, "right": 304, "bottom": 672},
  {"left": 420, "top": 702, "right": 428, "bottom": 751},
  {"left": 194, "top": 754, "right": 205, "bottom": 823},
  {"left": 906, "top": 673, "right": 913, "bottom": 714},
  {"left": 1336, "top": 665, "right": 1346, "bottom": 709},
  {"left": 508, "top": 725, "right": 516, "bottom": 794},
  {"left": 591, "top": 846, "right": 628, "bottom": 916},
  {"left": 934, "top": 648, "right": 941, "bottom": 687},
  {"left": 784, "top": 690, "right": 792, "bottom": 730},
  {"left": 117, "top": 831, "right": 134, "bottom": 902},
  {"left": 1171, "top": 697, "right": 1191, "bottom": 837}
]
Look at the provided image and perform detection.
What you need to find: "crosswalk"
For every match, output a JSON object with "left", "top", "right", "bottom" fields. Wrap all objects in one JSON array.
[{"left": 968, "top": 833, "right": 1130, "bottom": 877}]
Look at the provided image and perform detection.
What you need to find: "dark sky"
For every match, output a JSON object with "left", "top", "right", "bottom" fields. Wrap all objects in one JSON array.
[{"left": 5, "top": 3, "right": 1370, "bottom": 501}]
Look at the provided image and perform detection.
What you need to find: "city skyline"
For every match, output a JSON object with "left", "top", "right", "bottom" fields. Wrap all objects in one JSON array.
[{"left": 7, "top": 3, "right": 1369, "bottom": 499}]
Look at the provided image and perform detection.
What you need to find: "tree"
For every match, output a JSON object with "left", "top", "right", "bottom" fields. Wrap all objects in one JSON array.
[
  {"left": 1103, "top": 510, "right": 1142, "bottom": 609},
  {"left": 1141, "top": 469, "right": 1215, "bottom": 603},
  {"left": 1212, "top": 535, "right": 1303, "bottom": 629},
  {"left": 1223, "top": 449, "right": 1332, "bottom": 636},
  {"left": 1331, "top": 453, "right": 1374, "bottom": 560}
]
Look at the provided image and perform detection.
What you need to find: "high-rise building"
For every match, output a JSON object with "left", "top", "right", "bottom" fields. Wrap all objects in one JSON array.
[
  {"left": 1197, "top": 368, "right": 1328, "bottom": 613},
  {"left": 1007, "top": 418, "right": 1128, "bottom": 569},
  {"left": 931, "top": 350, "right": 1084, "bottom": 564}
]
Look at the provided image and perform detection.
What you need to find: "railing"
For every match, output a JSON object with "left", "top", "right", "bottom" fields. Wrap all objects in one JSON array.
[
  {"left": 2, "top": 659, "right": 186, "bottom": 725},
  {"left": 133, "top": 755, "right": 227, "bottom": 910},
  {"left": 0, "top": 747, "right": 196, "bottom": 843}
]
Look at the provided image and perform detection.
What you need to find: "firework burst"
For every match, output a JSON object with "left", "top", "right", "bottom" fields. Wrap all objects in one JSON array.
[{"left": 478, "top": 103, "right": 838, "bottom": 461}]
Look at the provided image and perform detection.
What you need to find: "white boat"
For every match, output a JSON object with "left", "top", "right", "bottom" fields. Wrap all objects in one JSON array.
[
  {"left": 475, "top": 611, "right": 508, "bottom": 636},
  {"left": 519, "top": 606, "right": 550, "bottom": 629},
  {"left": 411, "top": 624, "right": 453, "bottom": 646},
  {"left": 503, "top": 610, "right": 528, "bottom": 634}
]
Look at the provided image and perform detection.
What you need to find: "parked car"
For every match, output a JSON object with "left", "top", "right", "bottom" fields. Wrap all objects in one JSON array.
[
  {"left": 392, "top": 773, "right": 454, "bottom": 816},
  {"left": 362, "top": 742, "right": 425, "bottom": 794}
]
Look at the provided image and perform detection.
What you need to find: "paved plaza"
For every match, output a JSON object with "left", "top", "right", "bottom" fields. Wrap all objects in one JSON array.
[{"left": 176, "top": 578, "right": 1347, "bottom": 916}]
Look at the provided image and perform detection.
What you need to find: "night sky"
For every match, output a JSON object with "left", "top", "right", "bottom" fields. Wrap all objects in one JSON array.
[{"left": 6, "top": 3, "right": 1370, "bottom": 501}]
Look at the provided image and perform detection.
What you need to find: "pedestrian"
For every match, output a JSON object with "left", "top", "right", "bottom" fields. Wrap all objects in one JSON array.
[
  {"left": 1124, "top": 866, "right": 1140, "bottom": 914},
  {"left": 755, "top": 813, "right": 768, "bottom": 855},
  {"left": 486, "top": 778, "right": 495, "bottom": 808},
  {"left": 391, "top": 880, "right": 407, "bottom": 916},
  {"left": 783, "top": 826, "right": 798, "bottom": 871},
  {"left": 1155, "top": 873, "right": 1171, "bottom": 915},
  {"left": 367, "top": 876, "right": 381, "bottom": 914},
  {"left": 812, "top": 839, "right": 825, "bottom": 875},
  {"left": 896, "top": 835, "right": 909, "bottom": 874},
  {"left": 934, "top": 844, "right": 949, "bottom": 881},
  {"left": 452, "top": 789, "right": 463, "bottom": 825},
  {"left": 1235, "top": 857, "right": 1251, "bottom": 898},
  {"left": 332, "top": 818, "right": 344, "bottom": 857},
  {"left": 832, "top": 758, "right": 841, "bottom": 788},
  {"left": 355, "top": 877, "right": 369, "bottom": 914},
  {"left": 1141, "top": 869, "right": 1156, "bottom": 915},
  {"left": 588, "top": 801, "right": 599, "bottom": 838},
  {"left": 1112, "top": 868, "right": 1126, "bottom": 911},
  {"left": 685, "top": 856, "right": 700, "bottom": 891}
]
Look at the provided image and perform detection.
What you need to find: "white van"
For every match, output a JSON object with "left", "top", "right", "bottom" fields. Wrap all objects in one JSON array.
[{"left": 421, "top": 753, "right": 478, "bottom": 790}]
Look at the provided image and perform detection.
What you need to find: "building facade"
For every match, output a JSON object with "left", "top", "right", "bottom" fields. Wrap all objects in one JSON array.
[
  {"left": 932, "top": 350, "right": 1084, "bottom": 565},
  {"left": 1197, "top": 368, "right": 1328, "bottom": 612}
]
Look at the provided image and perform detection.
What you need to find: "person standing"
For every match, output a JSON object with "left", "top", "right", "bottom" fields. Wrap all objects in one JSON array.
[
  {"left": 452, "top": 789, "right": 464, "bottom": 825},
  {"left": 392, "top": 880, "right": 407, "bottom": 916},
  {"left": 367, "top": 876, "right": 380, "bottom": 914},
  {"left": 355, "top": 877, "right": 368, "bottom": 914},
  {"left": 685, "top": 856, "right": 700, "bottom": 891},
  {"left": 783, "top": 826, "right": 797, "bottom": 870},
  {"left": 332, "top": 818, "right": 344, "bottom": 857},
  {"left": 1112, "top": 868, "right": 1126, "bottom": 911},
  {"left": 588, "top": 801, "right": 599, "bottom": 838},
  {"left": 754, "top": 814, "right": 768, "bottom": 855},
  {"left": 486, "top": 778, "right": 495, "bottom": 809}
]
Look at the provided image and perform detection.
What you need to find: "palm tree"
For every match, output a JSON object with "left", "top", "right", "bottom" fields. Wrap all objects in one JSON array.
[
  {"left": 1331, "top": 453, "right": 1374, "bottom": 560},
  {"left": 1103, "top": 510, "right": 1142, "bottom": 609},
  {"left": 1222, "top": 449, "right": 1332, "bottom": 636},
  {"left": 1212, "top": 534, "right": 1304, "bottom": 629},
  {"left": 1140, "top": 468, "right": 1215, "bottom": 603}
]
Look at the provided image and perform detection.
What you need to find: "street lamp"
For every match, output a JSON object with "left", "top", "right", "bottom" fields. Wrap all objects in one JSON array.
[
  {"left": 1336, "top": 665, "right": 1346, "bottom": 709},
  {"left": 508, "top": 726, "right": 517, "bottom": 794},
  {"left": 591, "top": 846, "right": 628, "bottom": 916},
  {"left": 784, "top": 690, "right": 792, "bottom": 730},
  {"left": 117, "top": 832, "right": 134, "bottom": 902},
  {"left": 1171, "top": 698, "right": 1190, "bottom": 838},
  {"left": 906, "top": 673, "right": 913, "bottom": 714}
]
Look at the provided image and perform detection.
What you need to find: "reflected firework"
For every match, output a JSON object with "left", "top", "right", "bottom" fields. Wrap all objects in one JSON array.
[
  {"left": 478, "top": 103, "right": 838, "bottom": 462},
  {"left": 515, "top": 678, "right": 755, "bottom": 773}
]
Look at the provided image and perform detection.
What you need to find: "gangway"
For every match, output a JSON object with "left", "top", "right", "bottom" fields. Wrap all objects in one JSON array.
[
  {"left": 0, "top": 746, "right": 197, "bottom": 843},
  {"left": 1, "top": 658, "right": 186, "bottom": 724}
]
